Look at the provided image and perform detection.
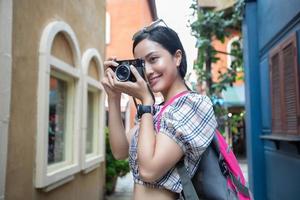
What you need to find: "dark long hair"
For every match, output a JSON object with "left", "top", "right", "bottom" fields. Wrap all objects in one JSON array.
[{"left": 132, "top": 26, "right": 187, "bottom": 79}]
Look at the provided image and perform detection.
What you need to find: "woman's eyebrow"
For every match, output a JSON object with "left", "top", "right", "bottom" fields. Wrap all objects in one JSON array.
[{"left": 144, "top": 51, "right": 158, "bottom": 59}]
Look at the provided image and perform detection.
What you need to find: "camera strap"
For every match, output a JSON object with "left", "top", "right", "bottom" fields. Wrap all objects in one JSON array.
[{"left": 133, "top": 68, "right": 155, "bottom": 109}]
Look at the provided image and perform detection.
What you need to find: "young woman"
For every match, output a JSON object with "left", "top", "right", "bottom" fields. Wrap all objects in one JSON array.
[{"left": 101, "top": 20, "right": 217, "bottom": 200}]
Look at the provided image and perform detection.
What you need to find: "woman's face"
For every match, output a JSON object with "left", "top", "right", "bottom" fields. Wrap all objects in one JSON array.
[{"left": 133, "top": 39, "right": 181, "bottom": 93}]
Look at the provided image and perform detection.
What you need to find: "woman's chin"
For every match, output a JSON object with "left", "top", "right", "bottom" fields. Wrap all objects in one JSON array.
[{"left": 150, "top": 86, "right": 161, "bottom": 93}]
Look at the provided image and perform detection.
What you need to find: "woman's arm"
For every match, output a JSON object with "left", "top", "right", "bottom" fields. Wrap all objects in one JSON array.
[
  {"left": 108, "top": 66, "right": 184, "bottom": 181},
  {"left": 137, "top": 97, "right": 184, "bottom": 182},
  {"left": 137, "top": 94, "right": 217, "bottom": 183},
  {"left": 102, "top": 58, "right": 129, "bottom": 160}
]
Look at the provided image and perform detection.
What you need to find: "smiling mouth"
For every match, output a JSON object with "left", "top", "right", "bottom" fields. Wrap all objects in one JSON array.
[{"left": 148, "top": 75, "right": 162, "bottom": 85}]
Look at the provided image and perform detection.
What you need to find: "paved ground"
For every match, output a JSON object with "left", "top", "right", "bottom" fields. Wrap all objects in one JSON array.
[
  {"left": 105, "top": 172, "right": 133, "bottom": 200},
  {"left": 238, "top": 158, "right": 249, "bottom": 186},
  {"left": 106, "top": 159, "right": 248, "bottom": 200}
]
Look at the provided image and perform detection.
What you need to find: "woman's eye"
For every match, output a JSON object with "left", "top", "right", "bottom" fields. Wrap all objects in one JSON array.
[{"left": 149, "top": 57, "right": 158, "bottom": 63}]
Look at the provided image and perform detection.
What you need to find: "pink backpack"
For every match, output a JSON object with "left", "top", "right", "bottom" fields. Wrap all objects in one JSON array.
[{"left": 156, "top": 91, "right": 251, "bottom": 200}]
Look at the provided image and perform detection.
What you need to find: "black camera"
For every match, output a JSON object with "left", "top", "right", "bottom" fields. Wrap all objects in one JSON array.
[{"left": 113, "top": 59, "right": 145, "bottom": 82}]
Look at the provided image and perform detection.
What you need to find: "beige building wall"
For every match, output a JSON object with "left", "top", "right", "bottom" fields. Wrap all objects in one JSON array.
[{"left": 5, "top": 0, "right": 106, "bottom": 200}]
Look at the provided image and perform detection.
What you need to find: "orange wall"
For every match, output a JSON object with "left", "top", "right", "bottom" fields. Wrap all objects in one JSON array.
[
  {"left": 106, "top": 0, "right": 155, "bottom": 128},
  {"left": 106, "top": 0, "right": 154, "bottom": 60}
]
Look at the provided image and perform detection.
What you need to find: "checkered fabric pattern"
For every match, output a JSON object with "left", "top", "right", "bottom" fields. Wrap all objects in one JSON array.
[{"left": 128, "top": 92, "right": 217, "bottom": 193}]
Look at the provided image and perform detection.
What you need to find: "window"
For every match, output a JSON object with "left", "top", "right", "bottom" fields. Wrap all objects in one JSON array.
[
  {"left": 227, "top": 36, "right": 242, "bottom": 71},
  {"left": 36, "top": 21, "right": 82, "bottom": 188},
  {"left": 86, "top": 91, "right": 96, "bottom": 154},
  {"left": 81, "top": 49, "right": 105, "bottom": 171},
  {"left": 48, "top": 75, "right": 68, "bottom": 165},
  {"left": 269, "top": 33, "right": 300, "bottom": 136},
  {"left": 37, "top": 21, "right": 105, "bottom": 190}
]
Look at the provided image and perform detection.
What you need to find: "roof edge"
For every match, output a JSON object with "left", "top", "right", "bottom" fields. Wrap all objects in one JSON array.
[{"left": 147, "top": 0, "right": 158, "bottom": 20}]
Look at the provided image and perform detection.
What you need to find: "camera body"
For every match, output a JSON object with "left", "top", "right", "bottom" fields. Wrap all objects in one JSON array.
[{"left": 113, "top": 59, "right": 145, "bottom": 82}]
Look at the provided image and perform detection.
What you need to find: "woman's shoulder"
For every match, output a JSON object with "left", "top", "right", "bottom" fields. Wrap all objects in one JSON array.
[
  {"left": 153, "top": 91, "right": 213, "bottom": 115},
  {"left": 171, "top": 91, "right": 213, "bottom": 109}
]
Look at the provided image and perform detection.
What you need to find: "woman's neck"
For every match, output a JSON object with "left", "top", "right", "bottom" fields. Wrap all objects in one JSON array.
[{"left": 162, "top": 78, "right": 188, "bottom": 103}]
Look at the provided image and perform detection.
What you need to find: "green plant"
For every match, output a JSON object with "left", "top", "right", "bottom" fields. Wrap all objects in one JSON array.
[
  {"left": 228, "top": 111, "right": 245, "bottom": 135},
  {"left": 189, "top": 0, "right": 245, "bottom": 96},
  {"left": 189, "top": 0, "right": 246, "bottom": 135},
  {"left": 105, "top": 127, "right": 130, "bottom": 195}
]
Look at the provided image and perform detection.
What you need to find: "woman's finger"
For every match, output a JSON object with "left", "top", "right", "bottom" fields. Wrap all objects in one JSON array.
[
  {"left": 101, "top": 78, "right": 113, "bottom": 91},
  {"left": 104, "top": 61, "right": 118, "bottom": 70},
  {"left": 105, "top": 67, "right": 115, "bottom": 74},
  {"left": 104, "top": 57, "right": 119, "bottom": 70},
  {"left": 115, "top": 80, "right": 134, "bottom": 90},
  {"left": 107, "top": 70, "right": 115, "bottom": 86},
  {"left": 129, "top": 65, "right": 143, "bottom": 82}
]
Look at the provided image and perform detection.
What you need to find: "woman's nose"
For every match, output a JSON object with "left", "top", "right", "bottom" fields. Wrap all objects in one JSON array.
[{"left": 144, "top": 62, "right": 153, "bottom": 76}]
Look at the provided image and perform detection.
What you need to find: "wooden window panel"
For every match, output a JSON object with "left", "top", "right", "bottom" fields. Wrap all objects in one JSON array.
[
  {"left": 269, "top": 33, "right": 300, "bottom": 136},
  {"left": 270, "top": 51, "right": 283, "bottom": 133},
  {"left": 282, "top": 35, "right": 299, "bottom": 135}
]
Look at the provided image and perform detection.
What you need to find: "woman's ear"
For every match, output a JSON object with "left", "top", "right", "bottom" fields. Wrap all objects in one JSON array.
[{"left": 174, "top": 49, "right": 182, "bottom": 67}]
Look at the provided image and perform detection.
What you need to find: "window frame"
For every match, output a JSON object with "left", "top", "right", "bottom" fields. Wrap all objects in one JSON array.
[
  {"left": 81, "top": 49, "right": 105, "bottom": 172},
  {"left": 36, "top": 21, "right": 82, "bottom": 188}
]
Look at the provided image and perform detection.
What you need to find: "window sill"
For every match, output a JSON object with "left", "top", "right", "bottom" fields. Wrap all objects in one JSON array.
[
  {"left": 42, "top": 175, "right": 74, "bottom": 192},
  {"left": 82, "top": 163, "right": 100, "bottom": 174},
  {"left": 260, "top": 134, "right": 300, "bottom": 154}
]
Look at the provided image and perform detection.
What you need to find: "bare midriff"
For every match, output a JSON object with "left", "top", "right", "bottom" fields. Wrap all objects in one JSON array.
[{"left": 133, "top": 184, "right": 178, "bottom": 200}]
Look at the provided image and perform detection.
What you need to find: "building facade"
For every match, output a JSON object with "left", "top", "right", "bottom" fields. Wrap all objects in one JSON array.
[
  {"left": 106, "top": 0, "right": 157, "bottom": 130},
  {"left": 197, "top": 0, "right": 246, "bottom": 155},
  {"left": 0, "top": 0, "right": 106, "bottom": 199},
  {"left": 243, "top": 1, "right": 300, "bottom": 199}
]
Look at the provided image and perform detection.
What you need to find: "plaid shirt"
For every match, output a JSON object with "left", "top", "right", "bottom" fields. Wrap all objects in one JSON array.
[{"left": 128, "top": 92, "right": 217, "bottom": 193}]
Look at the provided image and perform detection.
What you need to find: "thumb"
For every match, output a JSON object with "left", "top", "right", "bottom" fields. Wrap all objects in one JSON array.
[{"left": 130, "top": 65, "right": 144, "bottom": 82}]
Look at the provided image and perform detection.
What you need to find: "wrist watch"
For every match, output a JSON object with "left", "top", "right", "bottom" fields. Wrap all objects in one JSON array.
[{"left": 137, "top": 104, "right": 153, "bottom": 119}]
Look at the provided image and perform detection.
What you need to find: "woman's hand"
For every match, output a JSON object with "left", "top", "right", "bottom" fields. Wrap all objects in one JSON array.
[
  {"left": 102, "top": 57, "right": 153, "bottom": 105},
  {"left": 101, "top": 57, "right": 122, "bottom": 100},
  {"left": 113, "top": 65, "right": 154, "bottom": 105}
]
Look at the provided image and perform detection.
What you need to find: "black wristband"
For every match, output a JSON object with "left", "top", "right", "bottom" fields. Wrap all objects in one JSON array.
[{"left": 137, "top": 104, "right": 153, "bottom": 119}]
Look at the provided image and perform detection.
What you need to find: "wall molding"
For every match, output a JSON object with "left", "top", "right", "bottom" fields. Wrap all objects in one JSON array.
[{"left": 0, "top": 0, "right": 13, "bottom": 199}]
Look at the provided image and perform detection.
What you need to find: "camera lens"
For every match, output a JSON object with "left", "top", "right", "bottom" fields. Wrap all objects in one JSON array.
[{"left": 115, "top": 64, "right": 130, "bottom": 81}]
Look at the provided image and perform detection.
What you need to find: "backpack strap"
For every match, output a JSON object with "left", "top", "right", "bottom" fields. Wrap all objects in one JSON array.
[
  {"left": 155, "top": 90, "right": 190, "bottom": 131},
  {"left": 177, "top": 160, "right": 202, "bottom": 200},
  {"left": 211, "top": 135, "right": 250, "bottom": 198},
  {"left": 229, "top": 172, "right": 250, "bottom": 197}
]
